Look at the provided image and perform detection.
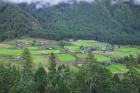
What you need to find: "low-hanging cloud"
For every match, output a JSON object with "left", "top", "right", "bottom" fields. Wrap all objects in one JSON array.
[
  {"left": 134, "top": 0, "right": 140, "bottom": 4},
  {"left": 2, "top": 0, "right": 140, "bottom": 8},
  {"left": 3, "top": 0, "right": 94, "bottom": 6}
]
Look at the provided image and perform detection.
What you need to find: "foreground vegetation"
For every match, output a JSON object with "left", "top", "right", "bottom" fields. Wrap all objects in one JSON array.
[{"left": 0, "top": 48, "right": 139, "bottom": 93}]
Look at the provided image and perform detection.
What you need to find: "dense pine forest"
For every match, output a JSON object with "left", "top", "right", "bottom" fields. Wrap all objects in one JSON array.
[{"left": 0, "top": 0, "right": 140, "bottom": 45}]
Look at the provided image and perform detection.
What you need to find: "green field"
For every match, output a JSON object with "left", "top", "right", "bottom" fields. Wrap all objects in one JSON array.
[
  {"left": 64, "top": 46, "right": 79, "bottom": 52},
  {"left": 117, "top": 47, "right": 139, "bottom": 52},
  {"left": 33, "top": 56, "right": 48, "bottom": 63},
  {"left": 57, "top": 54, "right": 76, "bottom": 62},
  {"left": 71, "top": 40, "right": 97, "bottom": 46},
  {"left": 76, "top": 53, "right": 111, "bottom": 62},
  {"left": 28, "top": 47, "right": 39, "bottom": 50},
  {"left": 95, "top": 55, "right": 111, "bottom": 62},
  {"left": 31, "top": 49, "right": 60, "bottom": 55},
  {"left": 110, "top": 52, "right": 131, "bottom": 58},
  {"left": 76, "top": 53, "right": 88, "bottom": 58},
  {"left": 0, "top": 44, "right": 12, "bottom": 49},
  {"left": 110, "top": 47, "right": 139, "bottom": 58},
  {"left": 0, "top": 49, "right": 22, "bottom": 55},
  {"left": 71, "top": 40, "right": 109, "bottom": 49},
  {"left": 32, "top": 55, "right": 49, "bottom": 67},
  {"left": 107, "top": 64, "right": 140, "bottom": 73},
  {"left": 0, "top": 57, "right": 11, "bottom": 63},
  {"left": 107, "top": 64, "right": 128, "bottom": 73}
]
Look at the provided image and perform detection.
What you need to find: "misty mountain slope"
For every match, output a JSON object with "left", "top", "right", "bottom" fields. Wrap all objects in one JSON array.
[
  {"left": 20, "top": 1, "right": 140, "bottom": 45},
  {"left": 0, "top": 2, "right": 43, "bottom": 41},
  {"left": 0, "top": 0, "right": 140, "bottom": 45}
]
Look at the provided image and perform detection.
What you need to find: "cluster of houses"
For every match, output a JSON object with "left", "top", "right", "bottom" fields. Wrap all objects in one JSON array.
[
  {"left": 14, "top": 40, "right": 56, "bottom": 50},
  {"left": 64, "top": 44, "right": 119, "bottom": 55}
]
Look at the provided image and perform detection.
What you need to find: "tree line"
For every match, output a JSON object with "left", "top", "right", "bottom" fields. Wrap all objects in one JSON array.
[{"left": 0, "top": 48, "right": 139, "bottom": 93}]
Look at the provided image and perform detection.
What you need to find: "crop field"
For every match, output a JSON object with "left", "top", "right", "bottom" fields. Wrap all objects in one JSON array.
[
  {"left": 0, "top": 44, "right": 12, "bottom": 48},
  {"left": 57, "top": 54, "right": 76, "bottom": 62},
  {"left": 0, "top": 57, "right": 11, "bottom": 63},
  {"left": 110, "top": 47, "right": 139, "bottom": 57},
  {"left": 0, "top": 38, "right": 139, "bottom": 73},
  {"left": 31, "top": 49, "right": 60, "bottom": 55},
  {"left": 71, "top": 40, "right": 109, "bottom": 49},
  {"left": 76, "top": 53, "right": 111, "bottom": 62},
  {"left": 64, "top": 46, "right": 79, "bottom": 52},
  {"left": 0, "top": 49, "right": 22, "bottom": 55},
  {"left": 32, "top": 55, "right": 49, "bottom": 68},
  {"left": 76, "top": 53, "right": 88, "bottom": 58},
  {"left": 107, "top": 64, "right": 128, "bottom": 73},
  {"left": 95, "top": 55, "right": 111, "bottom": 62}
]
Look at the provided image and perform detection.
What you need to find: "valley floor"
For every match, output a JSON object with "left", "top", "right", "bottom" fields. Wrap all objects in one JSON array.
[{"left": 0, "top": 38, "right": 140, "bottom": 73}]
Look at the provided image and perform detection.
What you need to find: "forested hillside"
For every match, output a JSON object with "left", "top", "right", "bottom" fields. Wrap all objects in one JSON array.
[
  {"left": 0, "top": 1, "right": 43, "bottom": 41},
  {"left": 1, "top": 0, "right": 140, "bottom": 44},
  {"left": 19, "top": 0, "right": 140, "bottom": 45}
]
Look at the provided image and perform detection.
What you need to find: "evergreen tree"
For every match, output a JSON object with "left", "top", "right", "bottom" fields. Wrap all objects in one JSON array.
[
  {"left": 86, "top": 53, "right": 97, "bottom": 63},
  {"left": 136, "top": 53, "right": 140, "bottom": 64},
  {"left": 58, "top": 41, "right": 65, "bottom": 49},
  {"left": 48, "top": 53, "right": 57, "bottom": 93},
  {"left": 73, "top": 67, "right": 89, "bottom": 93},
  {"left": 56, "top": 65, "right": 71, "bottom": 93},
  {"left": 113, "top": 74, "right": 120, "bottom": 83},
  {"left": 119, "top": 77, "right": 138, "bottom": 93},
  {"left": 112, "top": 74, "right": 120, "bottom": 93},
  {"left": 13, "top": 48, "right": 35, "bottom": 93},
  {"left": 84, "top": 63, "right": 113, "bottom": 93},
  {"left": 123, "top": 54, "right": 140, "bottom": 93},
  {"left": 48, "top": 53, "right": 56, "bottom": 76},
  {"left": 0, "top": 64, "right": 21, "bottom": 93},
  {"left": 126, "top": 55, "right": 137, "bottom": 69},
  {"left": 34, "top": 65, "right": 47, "bottom": 93},
  {"left": 22, "top": 48, "right": 32, "bottom": 79}
]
